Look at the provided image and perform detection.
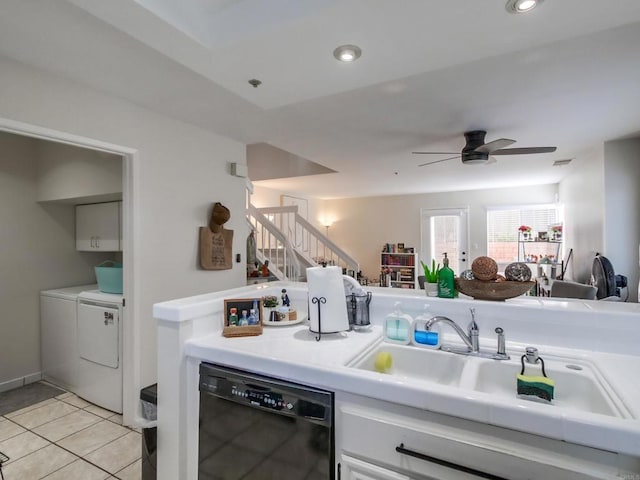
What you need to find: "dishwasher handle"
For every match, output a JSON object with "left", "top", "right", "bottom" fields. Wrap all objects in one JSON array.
[{"left": 395, "top": 443, "right": 508, "bottom": 480}]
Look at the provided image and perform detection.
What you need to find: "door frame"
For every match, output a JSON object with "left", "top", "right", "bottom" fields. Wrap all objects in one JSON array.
[
  {"left": 0, "top": 116, "right": 138, "bottom": 425},
  {"left": 420, "top": 207, "right": 470, "bottom": 274}
]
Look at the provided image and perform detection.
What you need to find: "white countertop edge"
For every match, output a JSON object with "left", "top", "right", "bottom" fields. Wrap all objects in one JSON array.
[
  {"left": 186, "top": 338, "right": 640, "bottom": 457},
  {"left": 154, "top": 282, "right": 640, "bottom": 324},
  {"left": 153, "top": 283, "right": 287, "bottom": 322}
]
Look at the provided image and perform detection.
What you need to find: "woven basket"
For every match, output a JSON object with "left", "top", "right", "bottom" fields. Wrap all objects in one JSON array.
[{"left": 455, "top": 278, "right": 534, "bottom": 301}]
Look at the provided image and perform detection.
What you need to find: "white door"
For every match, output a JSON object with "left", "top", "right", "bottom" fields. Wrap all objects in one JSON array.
[
  {"left": 420, "top": 208, "right": 469, "bottom": 275},
  {"left": 77, "top": 301, "right": 119, "bottom": 368}
]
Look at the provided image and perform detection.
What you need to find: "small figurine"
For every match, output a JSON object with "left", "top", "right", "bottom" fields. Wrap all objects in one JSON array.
[
  {"left": 281, "top": 288, "right": 290, "bottom": 308},
  {"left": 228, "top": 307, "right": 238, "bottom": 326},
  {"left": 238, "top": 310, "right": 249, "bottom": 326}
]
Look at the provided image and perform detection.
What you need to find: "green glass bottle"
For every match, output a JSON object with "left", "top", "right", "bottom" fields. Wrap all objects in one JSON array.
[{"left": 437, "top": 253, "right": 455, "bottom": 298}]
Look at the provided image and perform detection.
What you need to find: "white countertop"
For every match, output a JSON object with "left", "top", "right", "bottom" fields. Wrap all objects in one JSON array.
[
  {"left": 187, "top": 322, "right": 640, "bottom": 457},
  {"left": 154, "top": 282, "right": 640, "bottom": 478}
]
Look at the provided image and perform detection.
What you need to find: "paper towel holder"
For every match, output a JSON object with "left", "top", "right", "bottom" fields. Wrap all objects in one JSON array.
[{"left": 311, "top": 296, "right": 327, "bottom": 341}]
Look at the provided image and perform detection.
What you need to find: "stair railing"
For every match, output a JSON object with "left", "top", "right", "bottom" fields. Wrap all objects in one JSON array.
[
  {"left": 247, "top": 205, "right": 302, "bottom": 281},
  {"left": 253, "top": 205, "right": 359, "bottom": 275}
]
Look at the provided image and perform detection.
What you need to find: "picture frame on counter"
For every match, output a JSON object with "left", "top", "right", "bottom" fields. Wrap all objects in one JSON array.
[{"left": 222, "top": 298, "right": 263, "bottom": 338}]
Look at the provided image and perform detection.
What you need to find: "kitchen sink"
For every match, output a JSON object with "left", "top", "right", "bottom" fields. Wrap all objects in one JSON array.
[
  {"left": 468, "top": 357, "right": 627, "bottom": 418},
  {"left": 349, "top": 343, "right": 467, "bottom": 386},
  {"left": 348, "top": 341, "right": 630, "bottom": 419}
]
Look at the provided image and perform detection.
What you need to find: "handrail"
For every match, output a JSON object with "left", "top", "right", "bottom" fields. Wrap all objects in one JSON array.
[
  {"left": 247, "top": 205, "right": 302, "bottom": 281},
  {"left": 255, "top": 205, "right": 359, "bottom": 274}
]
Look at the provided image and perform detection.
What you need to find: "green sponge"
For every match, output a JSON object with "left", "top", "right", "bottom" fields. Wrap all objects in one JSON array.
[{"left": 517, "top": 374, "right": 555, "bottom": 402}]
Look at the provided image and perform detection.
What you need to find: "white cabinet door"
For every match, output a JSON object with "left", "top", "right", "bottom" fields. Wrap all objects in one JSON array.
[
  {"left": 340, "top": 455, "right": 411, "bottom": 480},
  {"left": 76, "top": 202, "right": 120, "bottom": 251}
]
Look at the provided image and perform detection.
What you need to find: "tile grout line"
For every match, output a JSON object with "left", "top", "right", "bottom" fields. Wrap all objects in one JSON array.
[
  {"left": 13, "top": 401, "right": 81, "bottom": 432},
  {"left": 18, "top": 411, "right": 129, "bottom": 480},
  {"left": 0, "top": 429, "right": 52, "bottom": 467},
  {"left": 2, "top": 391, "right": 138, "bottom": 479},
  {"left": 3, "top": 401, "right": 135, "bottom": 479}
]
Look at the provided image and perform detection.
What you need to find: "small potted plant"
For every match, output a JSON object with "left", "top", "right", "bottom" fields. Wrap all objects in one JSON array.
[
  {"left": 550, "top": 224, "right": 562, "bottom": 241},
  {"left": 420, "top": 259, "right": 440, "bottom": 297},
  {"left": 518, "top": 225, "right": 532, "bottom": 241},
  {"left": 261, "top": 295, "right": 279, "bottom": 320}
]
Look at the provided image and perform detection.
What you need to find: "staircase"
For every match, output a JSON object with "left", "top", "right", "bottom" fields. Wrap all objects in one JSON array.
[{"left": 247, "top": 204, "right": 359, "bottom": 281}]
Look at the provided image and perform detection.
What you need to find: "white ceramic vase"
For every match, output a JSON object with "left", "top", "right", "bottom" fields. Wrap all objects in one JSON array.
[{"left": 425, "top": 282, "right": 438, "bottom": 297}]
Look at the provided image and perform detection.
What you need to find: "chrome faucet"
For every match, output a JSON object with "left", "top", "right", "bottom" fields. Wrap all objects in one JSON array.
[
  {"left": 424, "top": 315, "right": 478, "bottom": 353},
  {"left": 424, "top": 308, "right": 510, "bottom": 360}
]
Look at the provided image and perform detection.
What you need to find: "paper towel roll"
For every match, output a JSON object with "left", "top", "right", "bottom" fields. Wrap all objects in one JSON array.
[{"left": 307, "top": 266, "right": 349, "bottom": 333}]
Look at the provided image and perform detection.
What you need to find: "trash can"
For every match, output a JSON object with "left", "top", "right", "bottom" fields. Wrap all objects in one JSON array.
[{"left": 140, "top": 384, "right": 157, "bottom": 480}]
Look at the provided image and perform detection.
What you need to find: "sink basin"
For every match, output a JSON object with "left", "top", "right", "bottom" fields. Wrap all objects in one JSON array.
[
  {"left": 349, "top": 341, "right": 630, "bottom": 419},
  {"left": 349, "top": 343, "right": 467, "bottom": 386},
  {"left": 469, "top": 358, "right": 626, "bottom": 418}
]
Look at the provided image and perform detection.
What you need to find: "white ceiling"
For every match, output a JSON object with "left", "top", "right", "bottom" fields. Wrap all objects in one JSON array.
[{"left": 1, "top": 0, "right": 640, "bottom": 198}]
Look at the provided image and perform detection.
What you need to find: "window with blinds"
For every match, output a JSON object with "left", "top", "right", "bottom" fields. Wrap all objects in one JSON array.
[{"left": 487, "top": 205, "right": 559, "bottom": 264}]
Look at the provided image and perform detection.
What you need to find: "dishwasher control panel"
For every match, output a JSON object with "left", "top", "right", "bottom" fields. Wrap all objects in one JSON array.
[
  {"left": 233, "top": 385, "right": 290, "bottom": 410},
  {"left": 199, "top": 362, "right": 332, "bottom": 425}
]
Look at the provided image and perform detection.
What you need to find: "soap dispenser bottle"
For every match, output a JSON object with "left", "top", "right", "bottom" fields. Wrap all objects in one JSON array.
[
  {"left": 437, "top": 252, "right": 455, "bottom": 298},
  {"left": 412, "top": 304, "right": 440, "bottom": 348},
  {"left": 384, "top": 302, "right": 413, "bottom": 345}
]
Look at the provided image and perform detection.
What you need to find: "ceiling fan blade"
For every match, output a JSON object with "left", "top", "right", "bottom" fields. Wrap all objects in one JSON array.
[
  {"left": 474, "top": 138, "right": 515, "bottom": 154},
  {"left": 412, "top": 151, "right": 459, "bottom": 155},
  {"left": 491, "top": 146, "right": 557, "bottom": 155},
  {"left": 418, "top": 155, "right": 460, "bottom": 167}
]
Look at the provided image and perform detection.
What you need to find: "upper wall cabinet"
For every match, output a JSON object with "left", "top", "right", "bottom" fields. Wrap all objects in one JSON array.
[{"left": 76, "top": 201, "right": 121, "bottom": 252}]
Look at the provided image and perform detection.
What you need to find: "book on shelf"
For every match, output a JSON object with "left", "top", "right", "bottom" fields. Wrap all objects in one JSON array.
[{"left": 383, "top": 243, "right": 415, "bottom": 254}]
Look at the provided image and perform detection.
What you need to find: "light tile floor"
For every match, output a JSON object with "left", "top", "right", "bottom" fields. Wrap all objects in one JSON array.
[{"left": 0, "top": 391, "right": 141, "bottom": 480}]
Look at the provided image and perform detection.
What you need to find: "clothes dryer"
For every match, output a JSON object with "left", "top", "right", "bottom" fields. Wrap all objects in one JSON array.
[{"left": 76, "top": 289, "right": 124, "bottom": 413}]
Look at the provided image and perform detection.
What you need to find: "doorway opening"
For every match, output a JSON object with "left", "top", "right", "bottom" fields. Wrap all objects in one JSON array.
[
  {"left": 0, "top": 117, "right": 137, "bottom": 424},
  {"left": 420, "top": 207, "right": 469, "bottom": 275}
]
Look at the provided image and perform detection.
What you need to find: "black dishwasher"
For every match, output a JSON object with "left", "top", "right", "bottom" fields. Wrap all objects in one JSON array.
[{"left": 198, "top": 362, "right": 334, "bottom": 480}]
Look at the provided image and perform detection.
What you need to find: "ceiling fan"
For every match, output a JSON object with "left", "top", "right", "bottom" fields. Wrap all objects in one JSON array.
[{"left": 413, "top": 130, "right": 557, "bottom": 167}]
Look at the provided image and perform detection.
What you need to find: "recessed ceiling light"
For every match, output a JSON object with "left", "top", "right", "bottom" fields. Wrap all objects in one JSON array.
[
  {"left": 333, "top": 44, "right": 362, "bottom": 62},
  {"left": 505, "top": 0, "right": 543, "bottom": 14}
]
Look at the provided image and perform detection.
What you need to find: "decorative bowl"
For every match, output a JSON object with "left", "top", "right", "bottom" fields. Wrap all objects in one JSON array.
[{"left": 455, "top": 278, "right": 534, "bottom": 301}]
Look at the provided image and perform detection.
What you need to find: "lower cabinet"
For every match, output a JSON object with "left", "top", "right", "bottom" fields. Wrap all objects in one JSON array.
[
  {"left": 340, "top": 455, "right": 410, "bottom": 480},
  {"left": 335, "top": 392, "right": 640, "bottom": 480}
]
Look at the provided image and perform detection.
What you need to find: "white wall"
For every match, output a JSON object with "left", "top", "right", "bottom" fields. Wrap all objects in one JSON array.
[
  {"left": 0, "top": 55, "right": 247, "bottom": 421},
  {"left": 603, "top": 137, "right": 640, "bottom": 302},
  {"left": 559, "top": 146, "right": 605, "bottom": 283},
  {"left": 36, "top": 140, "right": 122, "bottom": 203},
  {"left": 311, "top": 184, "right": 557, "bottom": 280},
  {"left": 0, "top": 132, "right": 114, "bottom": 389},
  {"left": 252, "top": 185, "right": 326, "bottom": 231}
]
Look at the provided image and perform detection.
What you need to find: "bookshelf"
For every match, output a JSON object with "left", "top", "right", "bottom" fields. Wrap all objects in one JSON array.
[{"left": 380, "top": 248, "right": 418, "bottom": 289}]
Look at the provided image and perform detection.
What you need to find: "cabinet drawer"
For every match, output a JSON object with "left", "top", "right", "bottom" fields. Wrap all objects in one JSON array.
[
  {"left": 340, "top": 454, "right": 411, "bottom": 480},
  {"left": 338, "top": 404, "right": 622, "bottom": 480}
]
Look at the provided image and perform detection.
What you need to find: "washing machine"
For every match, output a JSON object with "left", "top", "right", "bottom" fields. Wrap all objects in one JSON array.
[
  {"left": 40, "top": 284, "right": 97, "bottom": 389},
  {"left": 76, "top": 289, "right": 124, "bottom": 414}
]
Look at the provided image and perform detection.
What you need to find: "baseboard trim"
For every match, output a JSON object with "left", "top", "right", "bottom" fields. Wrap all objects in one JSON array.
[{"left": 0, "top": 372, "right": 43, "bottom": 393}]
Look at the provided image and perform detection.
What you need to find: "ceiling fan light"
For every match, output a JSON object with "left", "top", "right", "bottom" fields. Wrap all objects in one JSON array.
[
  {"left": 333, "top": 44, "right": 362, "bottom": 62},
  {"left": 505, "top": 0, "right": 543, "bottom": 14}
]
